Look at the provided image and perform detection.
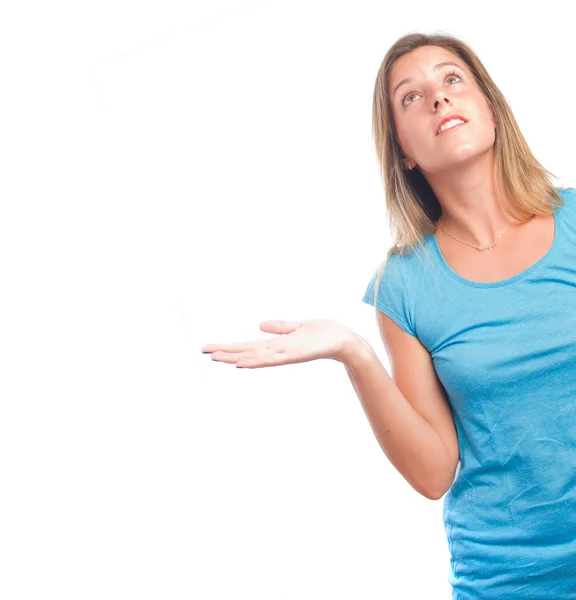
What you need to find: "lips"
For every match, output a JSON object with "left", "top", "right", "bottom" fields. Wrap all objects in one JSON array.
[{"left": 435, "top": 114, "right": 468, "bottom": 136}]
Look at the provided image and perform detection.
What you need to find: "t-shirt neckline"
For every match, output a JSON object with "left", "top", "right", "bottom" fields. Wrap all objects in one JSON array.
[{"left": 430, "top": 209, "right": 561, "bottom": 289}]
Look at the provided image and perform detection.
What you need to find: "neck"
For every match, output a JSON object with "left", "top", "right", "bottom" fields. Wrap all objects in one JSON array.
[{"left": 423, "top": 149, "right": 522, "bottom": 247}]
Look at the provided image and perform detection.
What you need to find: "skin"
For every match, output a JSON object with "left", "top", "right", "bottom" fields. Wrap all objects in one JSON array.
[
  {"left": 389, "top": 45, "right": 535, "bottom": 247},
  {"left": 201, "top": 45, "right": 549, "bottom": 367}
]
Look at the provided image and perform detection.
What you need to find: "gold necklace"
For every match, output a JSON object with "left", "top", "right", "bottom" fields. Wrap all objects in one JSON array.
[
  {"left": 437, "top": 222, "right": 505, "bottom": 251},
  {"left": 437, "top": 215, "right": 537, "bottom": 251}
]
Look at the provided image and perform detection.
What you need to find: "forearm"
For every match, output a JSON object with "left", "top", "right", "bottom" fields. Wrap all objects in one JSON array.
[{"left": 338, "top": 334, "right": 454, "bottom": 500}]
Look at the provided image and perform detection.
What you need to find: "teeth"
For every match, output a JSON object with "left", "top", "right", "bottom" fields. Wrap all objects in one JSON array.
[{"left": 439, "top": 118, "right": 465, "bottom": 133}]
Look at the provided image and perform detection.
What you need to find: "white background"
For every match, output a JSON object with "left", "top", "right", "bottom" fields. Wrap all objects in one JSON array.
[{"left": 1, "top": 1, "right": 574, "bottom": 598}]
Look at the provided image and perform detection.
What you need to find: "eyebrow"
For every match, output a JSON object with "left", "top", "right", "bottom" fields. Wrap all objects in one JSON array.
[{"left": 392, "top": 61, "right": 464, "bottom": 99}]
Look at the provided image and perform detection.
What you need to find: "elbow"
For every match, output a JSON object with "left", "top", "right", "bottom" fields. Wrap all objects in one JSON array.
[
  {"left": 428, "top": 470, "right": 458, "bottom": 501},
  {"left": 426, "top": 487, "right": 448, "bottom": 501},
  {"left": 414, "top": 481, "right": 448, "bottom": 501},
  {"left": 424, "top": 465, "right": 458, "bottom": 501}
]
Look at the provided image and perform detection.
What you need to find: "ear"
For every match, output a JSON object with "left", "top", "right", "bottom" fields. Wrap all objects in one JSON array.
[{"left": 402, "top": 157, "right": 415, "bottom": 171}]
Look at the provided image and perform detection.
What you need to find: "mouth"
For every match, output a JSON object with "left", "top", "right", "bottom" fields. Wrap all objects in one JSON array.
[{"left": 435, "top": 115, "right": 468, "bottom": 136}]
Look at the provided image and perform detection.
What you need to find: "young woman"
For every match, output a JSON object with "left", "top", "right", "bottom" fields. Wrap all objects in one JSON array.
[{"left": 201, "top": 32, "right": 576, "bottom": 599}]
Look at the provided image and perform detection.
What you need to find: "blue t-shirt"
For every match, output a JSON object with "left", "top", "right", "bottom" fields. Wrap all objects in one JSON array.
[{"left": 361, "top": 187, "right": 576, "bottom": 599}]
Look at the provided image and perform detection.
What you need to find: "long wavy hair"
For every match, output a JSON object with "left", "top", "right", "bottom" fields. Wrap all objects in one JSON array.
[{"left": 372, "top": 32, "right": 563, "bottom": 307}]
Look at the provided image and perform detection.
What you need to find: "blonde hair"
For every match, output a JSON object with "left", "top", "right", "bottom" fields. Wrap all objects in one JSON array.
[{"left": 371, "top": 31, "right": 563, "bottom": 308}]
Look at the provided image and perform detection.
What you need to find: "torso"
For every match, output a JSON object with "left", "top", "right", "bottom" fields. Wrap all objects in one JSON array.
[{"left": 435, "top": 213, "right": 556, "bottom": 283}]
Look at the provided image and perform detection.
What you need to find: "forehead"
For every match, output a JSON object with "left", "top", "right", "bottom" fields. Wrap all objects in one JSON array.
[{"left": 389, "top": 45, "right": 465, "bottom": 93}]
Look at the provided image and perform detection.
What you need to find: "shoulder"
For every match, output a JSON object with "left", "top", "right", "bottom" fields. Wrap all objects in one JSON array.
[
  {"left": 552, "top": 187, "right": 576, "bottom": 219},
  {"left": 390, "top": 237, "right": 438, "bottom": 278},
  {"left": 556, "top": 186, "right": 576, "bottom": 203}
]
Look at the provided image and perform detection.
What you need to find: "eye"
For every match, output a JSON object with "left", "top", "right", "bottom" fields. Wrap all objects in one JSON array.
[
  {"left": 402, "top": 92, "right": 418, "bottom": 106},
  {"left": 445, "top": 70, "right": 463, "bottom": 84},
  {"left": 401, "top": 70, "right": 464, "bottom": 106}
]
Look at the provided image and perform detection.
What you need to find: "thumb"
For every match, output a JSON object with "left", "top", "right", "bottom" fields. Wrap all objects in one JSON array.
[{"left": 259, "top": 320, "right": 304, "bottom": 335}]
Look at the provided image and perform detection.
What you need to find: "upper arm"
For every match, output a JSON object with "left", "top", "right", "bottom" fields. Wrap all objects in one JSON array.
[{"left": 376, "top": 310, "right": 460, "bottom": 473}]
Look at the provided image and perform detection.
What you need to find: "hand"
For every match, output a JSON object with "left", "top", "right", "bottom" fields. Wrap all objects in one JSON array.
[{"left": 200, "top": 319, "right": 355, "bottom": 369}]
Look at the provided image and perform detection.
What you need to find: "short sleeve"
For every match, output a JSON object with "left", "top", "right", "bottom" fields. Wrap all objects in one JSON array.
[
  {"left": 560, "top": 186, "right": 576, "bottom": 204},
  {"left": 361, "top": 255, "right": 417, "bottom": 337}
]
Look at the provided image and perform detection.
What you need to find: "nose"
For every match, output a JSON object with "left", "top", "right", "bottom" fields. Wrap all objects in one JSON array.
[{"left": 434, "top": 98, "right": 450, "bottom": 109}]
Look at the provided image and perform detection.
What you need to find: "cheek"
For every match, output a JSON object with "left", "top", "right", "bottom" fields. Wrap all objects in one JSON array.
[
  {"left": 396, "top": 118, "right": 426, "bottom": 153},
  {"left": 392, "top": 117, "right": 408, "bottom": 152},
  {"left": 475, "top": 95, "right": 495, "bottom": 123},
  {"left": 478, "top": 106, "right": 497, "bottom": 136}
]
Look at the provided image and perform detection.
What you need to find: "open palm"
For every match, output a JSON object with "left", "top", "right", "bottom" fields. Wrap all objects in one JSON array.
[{"left": 200, "top": 319, "right": 353, "bottom": 369}]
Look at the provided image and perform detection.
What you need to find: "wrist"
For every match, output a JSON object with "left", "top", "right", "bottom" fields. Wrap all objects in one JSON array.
[{"left": 335, "top": 332, "right": 374, "bottom": 368}]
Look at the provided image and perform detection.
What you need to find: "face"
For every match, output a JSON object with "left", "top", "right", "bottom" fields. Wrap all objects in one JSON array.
[{"left": 388, "top": 45, "right": 496, "bottom": 174}]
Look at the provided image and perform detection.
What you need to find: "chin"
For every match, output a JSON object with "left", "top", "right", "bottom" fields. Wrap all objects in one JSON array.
[{"left": 446, "top": 141, "right": 494, "bottom": 168}]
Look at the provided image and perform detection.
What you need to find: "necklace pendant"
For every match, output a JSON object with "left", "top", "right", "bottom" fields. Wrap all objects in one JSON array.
[{"left": 481, "top": 240, "right": 498, "bottom": 251}]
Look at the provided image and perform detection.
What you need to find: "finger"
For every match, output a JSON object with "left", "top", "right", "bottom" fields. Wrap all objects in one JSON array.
[
  {"left": 235, "top": 356, "right": 285, "bottom": 369},
  {"left": 201, "top": 321, "right": 304, "bottom": 354},
  {"left": 259, "top": 320, "right": 304, "bottom": 334},
  {"left": 217, "top": 349, "right": 286, "bottom": 368},
  {"left": 201, "top": 341, "right": 258, "bottom": 354},
  {"left": 210, "top": 351, "right": 247, "bottom": 364}
]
